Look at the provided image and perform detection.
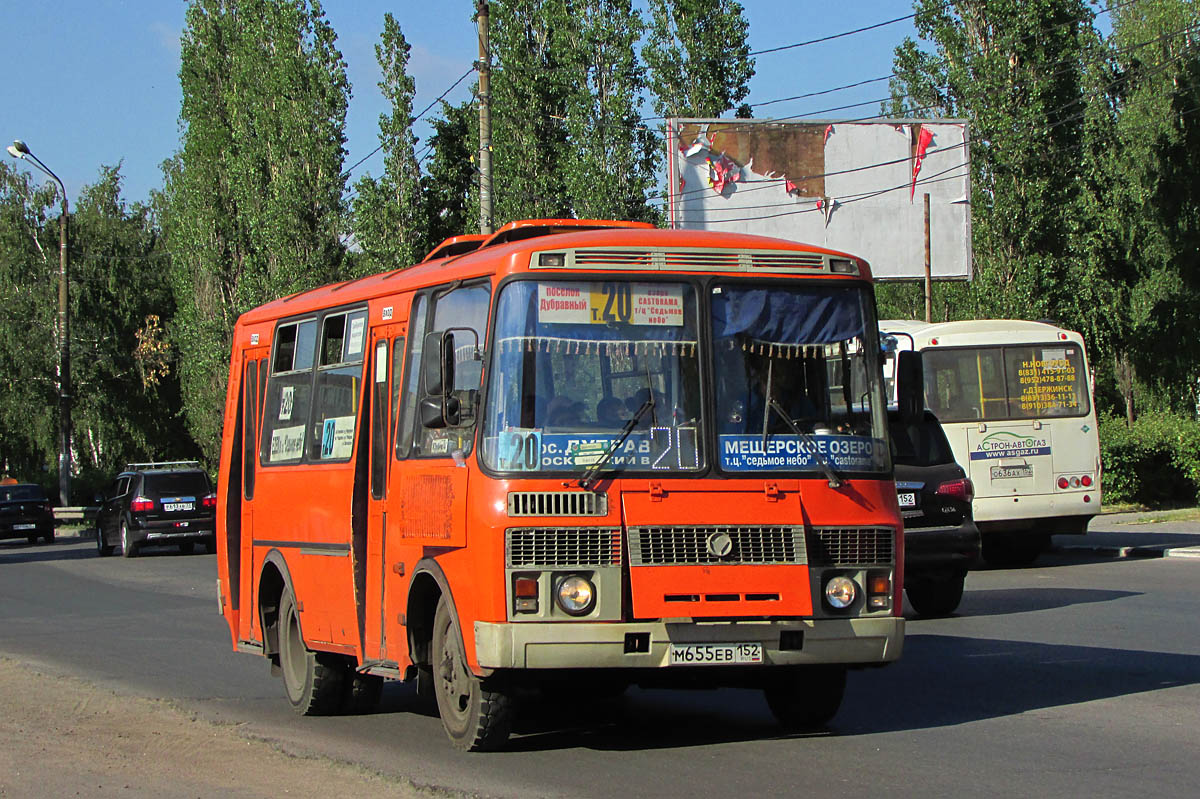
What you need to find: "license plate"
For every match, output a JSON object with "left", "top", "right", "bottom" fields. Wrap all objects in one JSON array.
[
  {"left": 14, "top": 523, "right": 35, "bottom": 530},
  {"left": 897, "top": 492, "right": 918, "bottom": 508},
  {"left": 163, "top": 502, "right": 194, "bottom": 512},
  {"left": 991, "top": 465, "right": 1032, "bottom": 480},
  {"left": 670, "top": 642, "right": 763, "bottom": 665}
]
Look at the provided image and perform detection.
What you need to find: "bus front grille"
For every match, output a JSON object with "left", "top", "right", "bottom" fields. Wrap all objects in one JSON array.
[
  {"left": 507, "top": 491, "right": 608, "bottom": 517},
  {"left": 806, "top": 527, "right": 895, "bottom": 567},
  {"left": 506, "top": 527, "right": 622, "bottom": 567},
  {"left": 627, "top": 526, "right": 806, "bottom": 566}
]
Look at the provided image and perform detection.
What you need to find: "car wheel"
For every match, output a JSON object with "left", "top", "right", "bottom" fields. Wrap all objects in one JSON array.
[
  {"left": 203, "top": 537, "right": 216, "bottom": 555},
  {"left": 432, "top": 596, "right": 514, "bottom": 751},
  {"left": 42, "top": 529, "right": 55, "bottom": 544},
  {"left": 278, "top": 588, "right": 344, "bottom": 715},
  {"left": 906, "top": 573, "right": 966, "bottom": 617},
  {"left": 27, "top": 534, "right": 37, "bottom": 545},
  {"left": 178, "top": 541, "right": 195, "bottom": 555},
  {"left": 96, "top": 527, "right": 114, "bottom": 557},
  {"left": 763, "top": 665, "right": 847, "bottom": 732},
  {"left": 120, "top": 520, "right": 138, "bottom": 558}
]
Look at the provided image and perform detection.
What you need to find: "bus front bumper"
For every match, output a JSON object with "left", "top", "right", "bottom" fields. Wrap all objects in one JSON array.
[{"left": 473, "top": 617, "right": 904, "bottom": 670}]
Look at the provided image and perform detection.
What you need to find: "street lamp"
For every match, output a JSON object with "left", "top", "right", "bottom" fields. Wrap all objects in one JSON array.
[{"left": 7, "top": 140, "right": 72, "bottom": 506}]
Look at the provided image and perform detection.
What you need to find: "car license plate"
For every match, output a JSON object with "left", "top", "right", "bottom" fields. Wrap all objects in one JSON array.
[
  {"left": 163, "top": 502, "right": 194, "bottom": 512},
  {"left": 991, "top": 465, "right": 1032, "bottom": 480},
  {"left": 670, "top": 642, "right": 763, "bottom": 665},
  {"left": 14, "top": 523, "right": 36, "bottom": 530},
  {"left": 897, "top": 492, "right": 918, "bottom": 508}
]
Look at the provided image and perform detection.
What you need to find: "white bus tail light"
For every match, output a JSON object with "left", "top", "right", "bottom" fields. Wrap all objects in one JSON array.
[{"left": 1081, "top": 474, "right": 1093, "bottom": 487}]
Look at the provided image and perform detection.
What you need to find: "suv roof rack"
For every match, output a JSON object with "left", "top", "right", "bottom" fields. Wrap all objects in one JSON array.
[{"left": 124, "top": 460, "right": 202, "bottom": 470}]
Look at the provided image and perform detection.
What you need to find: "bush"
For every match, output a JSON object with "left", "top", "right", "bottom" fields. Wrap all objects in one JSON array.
[{"left": 1099, "top": 412, "right": 1200, "bottom": 506}]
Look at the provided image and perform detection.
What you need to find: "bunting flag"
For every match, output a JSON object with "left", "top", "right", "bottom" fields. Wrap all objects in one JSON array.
[
  {"left": 785, "top": 178, "right": 798, "bottom": 195},
  {"left": 706, "top": 153, "right": 741, "bottom": 194},
  {"left": 824, "top": 124, "right": 834, "bottom": 144},
  {"left": 910, "top": 126, "right": 935, "bottom": 201}
]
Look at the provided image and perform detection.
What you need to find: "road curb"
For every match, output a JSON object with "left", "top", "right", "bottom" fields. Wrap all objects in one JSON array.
[{"left": 1052, "top": 543, "right": 1200, "bottom": 560}]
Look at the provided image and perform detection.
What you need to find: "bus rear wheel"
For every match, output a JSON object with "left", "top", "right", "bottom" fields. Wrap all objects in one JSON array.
[
  {"left": 763, "top": 665, "right": 846, "bottom": 731},
  {"left": 278, "top": 588, "right": 344, "bottom": 715},
  {"left": 432, "top": 597, "right": 513, "bottom": 751}
]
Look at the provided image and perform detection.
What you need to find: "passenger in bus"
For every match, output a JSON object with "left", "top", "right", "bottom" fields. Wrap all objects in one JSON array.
[{"left": 596, "top": 396, "right": 625, "bottom": 428}]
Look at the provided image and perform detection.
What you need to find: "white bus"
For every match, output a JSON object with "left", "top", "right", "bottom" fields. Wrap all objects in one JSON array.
[{"left": 881, "top": 320, "right": 1101, "bottom": 565}]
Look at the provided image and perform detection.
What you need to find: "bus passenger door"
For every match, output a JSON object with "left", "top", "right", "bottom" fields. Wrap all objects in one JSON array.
[
  {"left": 238, "top": 346, "right": 270, "bottom": 644},
  {"left": 366, "top": 323, "right": 405, "bottom": 661}
]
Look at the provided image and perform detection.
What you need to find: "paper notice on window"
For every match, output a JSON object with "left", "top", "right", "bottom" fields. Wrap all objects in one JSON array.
[
  {"left": 537, "top": 283, "right": 683, "bottom": 326},
  {"left": 347, "top": 317, "right": 366, "bottom": 358},
  {"left": 269, "top": 425, "right": 305, "bottom": 462},
  {"left": 320, "top": 415, "right": 356, "bottom": 459},
  {"left": 279, "top": 385, "right": 294, "bottom": 421}
]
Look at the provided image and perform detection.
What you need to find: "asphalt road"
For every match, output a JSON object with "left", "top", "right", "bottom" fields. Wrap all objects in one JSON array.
[{"left": 2, "top": 518, "right": 1198, "bottom": 798}]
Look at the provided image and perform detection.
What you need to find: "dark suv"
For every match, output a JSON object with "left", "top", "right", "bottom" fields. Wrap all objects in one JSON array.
[
  {"left": 95, "top": 462, "right": 216, "bottom": 557},
  {"left": 890, "top": 410, "right": 981, "bottom": 616},
  {"left": 0, "top": 482, "right": 55, "bottom": 544}
]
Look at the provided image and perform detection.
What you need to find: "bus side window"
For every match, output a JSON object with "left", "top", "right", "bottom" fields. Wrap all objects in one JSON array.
[
  {"left": 311, "top": 309, "right": 369, "bottom": 462},
  {"left": 415, "top": 282, "right": 491, "bottom": 458},
  {"left": 243, "top": 360, "right": 258, "bottom": 499},
  {"left": 261, "top": 319, "right": 317, "bottom": 465},
  {"left": 396, "top": 296, "right": 428, "bottom": 459},
  {"left": 370, "top": 338, "right": 394, "bottom": 499}
]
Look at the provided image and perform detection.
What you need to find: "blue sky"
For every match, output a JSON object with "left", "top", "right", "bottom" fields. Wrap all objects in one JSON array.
[
  {"left": 2, "top": 1, "right": 956, "bottom": 206},
  {"left": 1, "top": 1, "right": 938, "bottom": 204}
]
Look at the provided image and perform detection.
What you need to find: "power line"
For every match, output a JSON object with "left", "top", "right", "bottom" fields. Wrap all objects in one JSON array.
[{"left": 749, "top": 13, "right": 917, "bottom": 56}]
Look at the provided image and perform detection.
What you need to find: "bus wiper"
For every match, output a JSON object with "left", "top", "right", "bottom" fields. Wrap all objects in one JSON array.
[
  {"left": 577, "top": 397, "right": 655, "bottom": 491},
  {"left": 765, "top": 396, "right": 843, "bottom": 489}
]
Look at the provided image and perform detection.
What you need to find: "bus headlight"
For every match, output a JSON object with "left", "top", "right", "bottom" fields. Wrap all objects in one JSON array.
[
  {"left": 555, "top": 575, "right": 596, "bottom": 616},
  {"left": 824, "top": 576, "right": 857, "bottom": 609}
]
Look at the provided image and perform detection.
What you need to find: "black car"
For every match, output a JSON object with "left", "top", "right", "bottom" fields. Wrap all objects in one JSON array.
[
  {"left": 0, "top": 482, "right": 55, "bottom": 544},
  {"left": 890, "top": 410, "right": 981, "bottom": 616},
  {"left": 95, "top": 462, "right": 216, "bottom": 557}
]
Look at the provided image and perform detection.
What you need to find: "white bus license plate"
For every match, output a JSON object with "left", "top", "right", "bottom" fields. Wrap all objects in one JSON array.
[
  {"left": 670, "top": 643, "right": 762, "bottom": 665},
  {"left": 897, "top": 492, "right": 918, "bottom": 508},
  {"left": 163, "top": 502, "right": 194, "bottom": 512},
  {"left": 991, "top": 465, "right": 1032, "bottom": 480}
]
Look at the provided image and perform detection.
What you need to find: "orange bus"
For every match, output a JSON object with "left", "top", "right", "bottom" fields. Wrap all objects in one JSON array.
[{"left": 216, "top": 219, "right": 918, "bottom": 750}]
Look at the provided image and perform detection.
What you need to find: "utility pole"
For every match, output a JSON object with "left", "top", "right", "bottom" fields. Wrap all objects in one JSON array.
[
  {"left": 476, "top": 1, "right": 494, "bottom": 235},
  {"left": 923, "top": 192, "right": 932, "bottom": 323}
]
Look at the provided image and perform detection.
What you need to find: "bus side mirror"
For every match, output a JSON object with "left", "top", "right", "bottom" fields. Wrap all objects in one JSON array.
[
  {"left": 895, "top": 350, "right": 924, "bottom": 425},
  {"left": 421, "top": 331, "right": 460, "bottom": 428}
]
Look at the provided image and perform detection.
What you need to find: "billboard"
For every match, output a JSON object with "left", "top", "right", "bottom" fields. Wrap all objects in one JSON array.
[{"left": 666, "top": 118, "right": 971, "bottom": 280}]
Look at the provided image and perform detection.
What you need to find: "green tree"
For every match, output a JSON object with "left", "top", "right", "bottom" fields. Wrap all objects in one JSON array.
[
  {"left": 884, "top": 0, "right": 1094, "bottom": 322},
  {"left": 351, "top": 13, "right": 430, "bottom": 273},
  {"left": 423, "top": 99, "right": 479, "bottom": 245},
  {"left": 489, "top": 0, "right": 576, "bottom": 224},
  {"left": 642, "top": 0, "right": 755, "bottom": 119},
  {"left": 0, "top": 162, "right": 58, "bottom": 481},
  {"left": 560, "top": 0, "right": 660, "bottom": 223},
  {"left": 162, "top": 0, "right": 351, "bottom": 462},
  {"left": 1074, "top": 0, "right": 1200, "bottom": 421}
]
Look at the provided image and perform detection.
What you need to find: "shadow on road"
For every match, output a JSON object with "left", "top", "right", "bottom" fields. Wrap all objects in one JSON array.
[
  {"left": 476, "top": 632, "right": 1199, "bottom": 752},
  {"left": 950, "top": 586, "right": 1140, "bottom": 617},
  {"left": 0, "top": 535, "right": 210, "bottom": 564}
]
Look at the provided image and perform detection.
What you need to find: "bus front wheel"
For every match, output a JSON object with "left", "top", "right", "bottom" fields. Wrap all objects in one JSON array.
[
  {"left": 278, "top": 588, "right": 344, "bottom": 715},
  {"left": 432, "top": 597, "right": 513, "bottom": 751},
  {"left": 763, "top": 665, "right": 847, "bottom": 731}
]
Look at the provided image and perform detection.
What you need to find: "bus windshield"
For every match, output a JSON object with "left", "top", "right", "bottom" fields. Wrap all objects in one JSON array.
[
  {"left": 481, "top": 279, "right": 703, "bottom": 474},
  {"left": 711, "top": 282, "right": 888, "bottom": 474},
  {"left": 923, "top": 344, "right": 1090, "bottom": 422}
]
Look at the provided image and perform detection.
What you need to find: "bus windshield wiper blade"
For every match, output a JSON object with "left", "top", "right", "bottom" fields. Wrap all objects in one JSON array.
[
  {"left": 766, "top": 396, "right": 843, "bottom": 488},
  {"left": 577, "top": 397, "right": 655, "bottom": 490}
]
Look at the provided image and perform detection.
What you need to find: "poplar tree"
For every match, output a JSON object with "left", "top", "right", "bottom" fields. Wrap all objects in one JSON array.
[
  {"left": 642, "top": 0, "right": 755, "bottom": 119},
  {"left": 162, "top": 0, "right": 351, "bottom": 461},
  {"left": 351, "top": 13, "right": 430, "bottom": 273},
  {"left": 560, "top": 0, "right": 660, "bottom": 223},
  {"left": 422, "top": 99, "right": 479, "bottom": 244}
]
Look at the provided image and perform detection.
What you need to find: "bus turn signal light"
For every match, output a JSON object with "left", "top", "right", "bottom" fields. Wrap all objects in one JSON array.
[{"left": 514, "top": 577, "right": 539, "bottom": 614}]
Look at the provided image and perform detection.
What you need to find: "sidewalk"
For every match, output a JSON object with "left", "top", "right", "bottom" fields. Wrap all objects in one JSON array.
[{"left": 1051, "top": 509, "right": 1200, "bottom": 560}]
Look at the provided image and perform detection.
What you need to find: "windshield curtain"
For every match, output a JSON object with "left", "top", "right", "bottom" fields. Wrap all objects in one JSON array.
[
  {"left": 481, "top": 279, "right": 703, "bottom": 475},
  {"left": 712, "top": 282, "right": 889, "bottom": 474}
]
